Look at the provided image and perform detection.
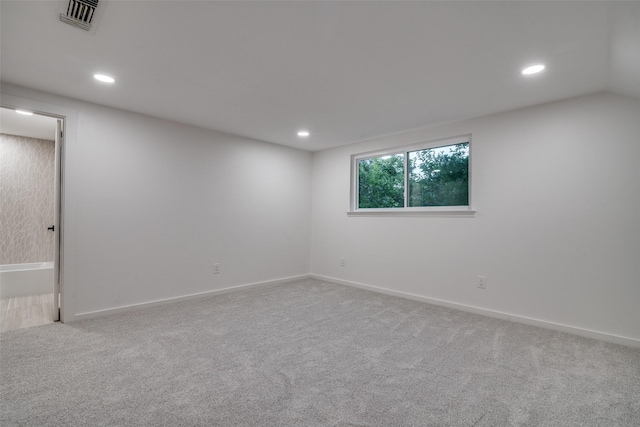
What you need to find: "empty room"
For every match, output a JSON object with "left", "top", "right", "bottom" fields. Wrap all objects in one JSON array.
[{"left": 1, "top": 1, "right": 639, "bottom": 426}]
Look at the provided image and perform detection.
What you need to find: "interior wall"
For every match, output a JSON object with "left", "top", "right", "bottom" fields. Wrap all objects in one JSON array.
[
  {"left": 1, "top": 83, "right": 312, "bottom": 318},
  {"left": 4, "top": 83, "right": 639, "bottom": 344},
  {"left": 311, "top": 92, "right": 640, "bottom": 342},
  {"left": 0, "top": 133, "right": 55, "bottom": 265}
]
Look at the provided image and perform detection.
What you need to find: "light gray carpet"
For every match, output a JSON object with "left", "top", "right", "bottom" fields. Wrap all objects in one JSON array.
[{"left": 1, "top": 278, "right": 639, "bottom": 426}]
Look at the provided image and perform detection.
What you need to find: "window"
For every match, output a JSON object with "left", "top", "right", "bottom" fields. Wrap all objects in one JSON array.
[
  {"left": 357, "top": 153, "right": 405, "bottom": 208},
  {"left": 351, "top": 135, "right": 472, "bottom": 214}
]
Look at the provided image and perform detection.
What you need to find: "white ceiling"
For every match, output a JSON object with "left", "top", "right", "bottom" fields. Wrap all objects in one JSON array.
[
  {"left": 0, "top": 107, "right": 58, "bottom": 141},
  {"left": 1, "top": 1, "right": 639, "bottom": 151}
]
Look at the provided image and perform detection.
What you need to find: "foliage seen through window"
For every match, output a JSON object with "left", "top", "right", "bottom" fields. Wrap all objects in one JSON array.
[{"left": 357, "top": 141, "right": 469, "bottom": 209}]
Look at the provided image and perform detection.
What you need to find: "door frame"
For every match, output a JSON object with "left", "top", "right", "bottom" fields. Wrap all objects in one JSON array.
[
  {"left": 1, "top": 86, "right": 79, "bottom": 323},
  {"left": 1, "top": 103, "right": 66, "bottom": 322}
]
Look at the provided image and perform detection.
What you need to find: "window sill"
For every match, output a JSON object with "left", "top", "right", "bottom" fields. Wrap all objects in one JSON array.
[{"left": 346, "top": 209, "right": 476, "bottom": 217}]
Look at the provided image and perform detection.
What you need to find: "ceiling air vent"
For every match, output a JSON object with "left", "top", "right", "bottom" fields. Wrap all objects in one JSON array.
[{"left": 60, "top": 0, "right": 99, "bottom": 31}]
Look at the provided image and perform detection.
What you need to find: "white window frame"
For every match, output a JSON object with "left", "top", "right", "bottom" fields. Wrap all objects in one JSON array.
[{"left": 348, "top": 134, "right": 475, "bottom": 217}]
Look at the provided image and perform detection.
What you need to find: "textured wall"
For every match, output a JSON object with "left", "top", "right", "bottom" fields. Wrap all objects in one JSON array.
[{"left": 0, "top": 133, "right": 55, "bottom": 265}]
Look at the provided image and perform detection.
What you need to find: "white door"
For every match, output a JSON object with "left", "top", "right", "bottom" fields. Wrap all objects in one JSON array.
[{"left": 53, "top": 119, "right": 63, "bottom": 322}]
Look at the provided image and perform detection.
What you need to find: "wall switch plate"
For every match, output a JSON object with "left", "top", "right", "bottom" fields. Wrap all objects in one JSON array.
[
  {"left": 340, "top": 257, "right": 346, "bottom": 267},
  {"left": 476, "top": 276, "right": 486, "bottom": 289},
  {"left": 213, "top": 263, "right": 220, "bottom": 274}
]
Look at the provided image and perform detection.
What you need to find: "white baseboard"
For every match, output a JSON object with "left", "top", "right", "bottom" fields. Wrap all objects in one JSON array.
[
  {"left": 310, "top": 274, "right": 640, "bottom": 349},
  {"left": 75, "top": 272, "right": 640, "bottom": 349},
  {"left": 75, "top": 274, "right": 311, "bottom": 321}
]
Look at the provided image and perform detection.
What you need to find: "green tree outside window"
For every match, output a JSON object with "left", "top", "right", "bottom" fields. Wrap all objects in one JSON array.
[{"left": 357, "top": 142, "right": 468, "bottom": 209}]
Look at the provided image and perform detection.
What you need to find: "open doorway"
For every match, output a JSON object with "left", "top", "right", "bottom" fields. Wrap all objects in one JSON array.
[{"left": 0, "top": 106, "right": 63, "bottom": 332}]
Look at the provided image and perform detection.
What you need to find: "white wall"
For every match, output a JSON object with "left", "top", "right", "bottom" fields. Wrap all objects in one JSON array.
[
  {"left": 311, "top": 92, "right": 640, "bottom": 343},
  {"left": 4, "top": 83, "right": 639, "bottom": 345},
  {"left": 1, "top": 83, "right": 312, "bottom": 320}
]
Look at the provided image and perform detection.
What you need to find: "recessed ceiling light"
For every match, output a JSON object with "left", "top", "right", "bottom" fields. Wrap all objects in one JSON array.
[
  {"left": 297, "top": 130, "right": 310, "bottom": 138},
  {"left": 16, "top": 109, "right": 34, "bottom": 116},
  {"left": 94, "top": 74, "right": 115, "bottom": 83},
  {"left": 521, "top": 64, "right": 545, "bottom": 75}
]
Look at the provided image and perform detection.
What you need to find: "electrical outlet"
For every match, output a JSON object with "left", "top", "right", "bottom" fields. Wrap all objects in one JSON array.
[
  {"left": 476, "top": 276, "right": 486, "bottom": 289},
  {"left": 213, "top": 263, "right": 220, "bottom": 274},
  {"left": 340, "top": 257, "right": 346, "bottom": 267}
]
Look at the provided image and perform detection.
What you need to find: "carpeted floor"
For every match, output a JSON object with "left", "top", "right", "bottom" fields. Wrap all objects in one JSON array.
[{"left": 1, "top": 278, "right": 639, "bottom": 426}]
